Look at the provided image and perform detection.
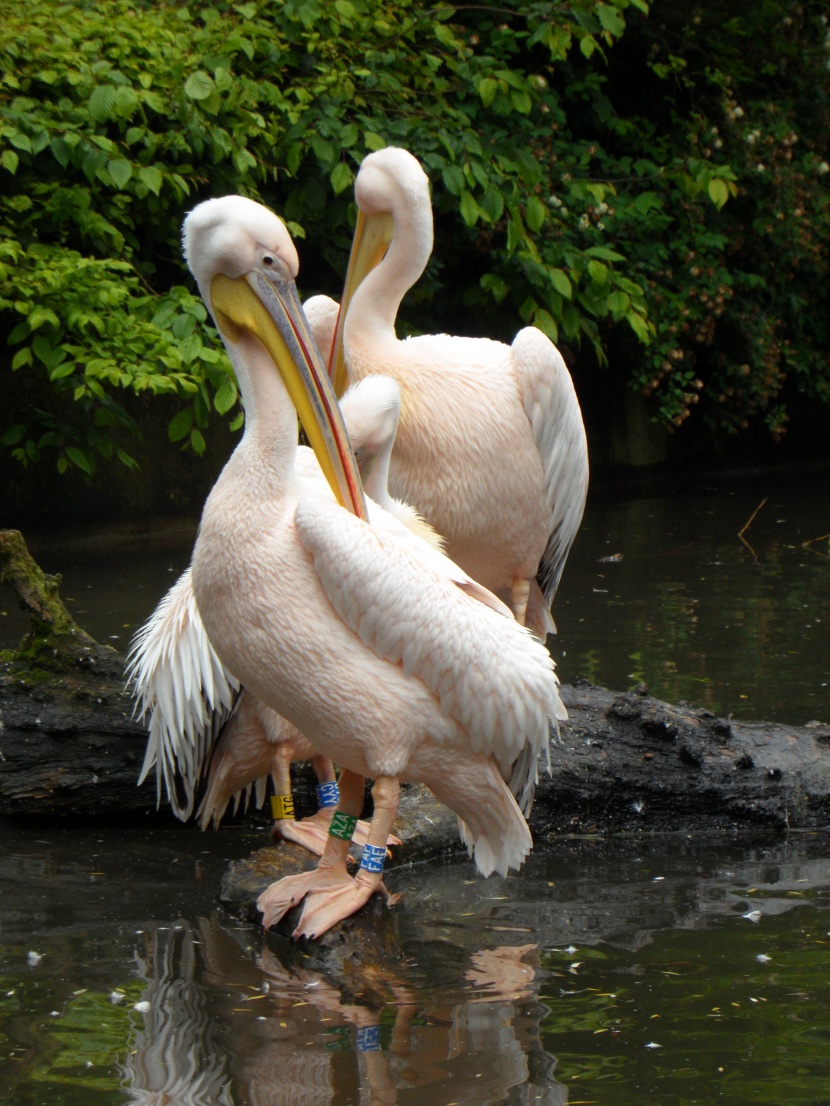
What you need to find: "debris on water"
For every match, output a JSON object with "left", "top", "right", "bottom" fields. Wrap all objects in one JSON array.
[
  {"left": 743, "top": 910, "right": 762, "bottom": 922},
  {"left": 133, "top": 1001, "right": 151, "bottom": 1013},
  {"left": 110, "top": 991, "right": 126, "bottom": 1004},
  {"left": 645, "top": 1041, "right": 662, "bottom": 1049},
  {"left": 756, "top": 954, "right": 772, "bottom": 963},
  {"left": 26, "top": 951, "right": 43, "bottom": 966},
  {"left": 597, "top": 553, "right": 624, "bottom": 563}
]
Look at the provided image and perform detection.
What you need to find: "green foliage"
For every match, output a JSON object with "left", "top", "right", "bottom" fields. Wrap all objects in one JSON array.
[
  {"left": 0, "top": 0, "right": 828, "bottom": 476},
  {"left": 600, "top": 1, "right": 830, "bottom": 437}
]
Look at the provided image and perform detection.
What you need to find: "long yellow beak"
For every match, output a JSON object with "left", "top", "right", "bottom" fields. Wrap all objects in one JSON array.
[
  {"left": 329, "top": 209, "right": 394, "bottom": 396},
  {"left": 210, "top": 271, "right": 368, "bottom": 521}
]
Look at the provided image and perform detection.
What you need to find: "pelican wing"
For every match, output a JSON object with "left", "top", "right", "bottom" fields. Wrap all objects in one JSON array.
[
  {"left": 364, "top": 496, "right": 514, "bottom": 619},
  {"left": 513, "top": 327, "right": 589, "bottom": 604},
  {"left": 294, "top": 498, "right": 566, "bottom": 766},
  {"left": 127, "top": 567, "right": 240, "bottom": 819}
]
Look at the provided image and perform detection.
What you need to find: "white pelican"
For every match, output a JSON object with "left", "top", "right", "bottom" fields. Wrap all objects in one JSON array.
[
  {"left": 330, "top": 147, "right": 589, "bottom": 637},
  {"left": 182, "top": 194, "right": 566, "bottom": 937},
  {"left": 129, "top": 376, "right": 426, "bottom": 855}
]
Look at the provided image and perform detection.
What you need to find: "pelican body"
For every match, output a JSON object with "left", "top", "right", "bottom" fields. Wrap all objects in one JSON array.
[
  {"left": 182, "top": 195, "right": 565, "bottom": 937},
  {"left": 332, "top": 148, "right": 589, "bottom": 636}
]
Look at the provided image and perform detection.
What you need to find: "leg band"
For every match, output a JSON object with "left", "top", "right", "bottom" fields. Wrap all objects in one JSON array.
[
  {"left": 359, "top": 843, "right": 386, "bottom": 874},
  {"left": 328, "top": 811, "right": 358, "bottom": 841},
  {"left": 356, "top": 1024, "right": 381, "bottom": 1052},
  {"left": 316, "top": 781, "right": 340, "bottom": 808},
  {"left": 271, "top": 793, "right": 295, "bottom": 820}
]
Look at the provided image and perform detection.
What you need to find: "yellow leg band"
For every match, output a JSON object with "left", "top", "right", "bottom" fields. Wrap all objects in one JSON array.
[{"left": 271, "top": 793, "right": 295, "bottom": 820}]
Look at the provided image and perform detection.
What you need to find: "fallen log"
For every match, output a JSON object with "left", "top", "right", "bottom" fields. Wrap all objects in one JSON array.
[{"left": 3, "top": 527, "right": 830, "bottom": 924}]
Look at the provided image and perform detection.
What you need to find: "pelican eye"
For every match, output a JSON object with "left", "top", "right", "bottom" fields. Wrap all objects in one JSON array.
[{"left": 260, "top": 251, "right": 291, "bottom": 280}]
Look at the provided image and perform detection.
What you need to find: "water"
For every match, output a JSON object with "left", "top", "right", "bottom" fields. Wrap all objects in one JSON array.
[{"left": 1, "top": 471, "right": 829, "bottom": 1103}]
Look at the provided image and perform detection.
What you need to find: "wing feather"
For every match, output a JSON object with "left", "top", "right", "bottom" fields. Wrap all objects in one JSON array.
[
  {"left": 294, "top": 498, "right": 566, "bottom": 772},
  {"left": 513, "top": 326, "right": 589, "bottom": 604},
  {"left": 126, "top": 567, "right": 240, "bottom": 820}
]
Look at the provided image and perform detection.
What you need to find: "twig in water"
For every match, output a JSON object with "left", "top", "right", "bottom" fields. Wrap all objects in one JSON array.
[
  {"left": 801, "top": 533, "right": 830, "bottom": 559},
  {"left": 737, "top": 496, "right": 767, "bottom": 563},
  {"left": 738, "top": 497, "right": 768, "bottom": 539}
]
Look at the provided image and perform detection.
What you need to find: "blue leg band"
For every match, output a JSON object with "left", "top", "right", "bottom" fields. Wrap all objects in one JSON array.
[
  {"left": 316, "top": 781, "right": 340, "bottom": 809},
  {"left": 356, "top": 1024, "right": 381, "bottom": 1052},
  {"left": 360, "top": 843, "right": 386, "bottom": 874}
]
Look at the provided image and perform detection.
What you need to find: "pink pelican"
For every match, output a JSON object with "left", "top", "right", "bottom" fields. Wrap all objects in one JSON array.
[
  {"left": 181, "top": 194, "right": 566, "bottom": 937},
  {"left": 329, "top": 147, "right": 589, "bottom": 638}
]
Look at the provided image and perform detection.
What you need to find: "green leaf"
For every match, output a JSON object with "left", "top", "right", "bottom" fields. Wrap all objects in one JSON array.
[
  {"left": 89, "top": 85, "right": 117, "bottom": 122},
  {"left": 50, "top": 137, "right": 70, "bottom": 168},
  {"left": 459, "top": 190, "right": 479, "bottom": 227},
  {"left": 584, "top": 246, "right": 626, "bottom": 262},
  {"left": 8, "top": 131, "right": 32, "bottom": 152},
  {"left": 533, "top": 308, "right": 558, "bottom": 342},
  {"left": 441, "top": 165, "right": 465, "bottom": 197},
  {"left": 627, "top": 312, "right": 651, "bottom": 344},
  {"left": 184, "top": 71, "right": 215, "bottom": 100},
  {"left": 65, "top": 445, "right": 93, "bottom": 474},
  {"left": 11, "top": 347, "right": 32, "bottom": 370},
  {"left": 330, "top": 161, "right": 352, "bottom": 195},
  {"left": 138, "top": 165, "right": 163, "bottom": 195},
  {"left": 510, "top": 89, "right": 532, "bottom": 115},
  {"left": 708, "top": 178, "right": 729, "bottom": 210},
  {"left": 587, "top": 259, "right": 609, "bottom": 284},
  {"left": 2, "top": 150, "right": 19, "bottom": 175},
  {"left": 108, "top": 158, "right": 132, "bottom": 189},
  {"left": 214, "top": 376, "right": 238, "bottom": 415},
  {"left": 0, "top": 424, "right": 25, "bottom": 447},
  {"left": 168, "top": 408, "right": 193, "bottom": 442},
  {"left": 364, "top": 132, "right": 387, "bottom": 152},
  {"left": 550, "top": 268, "right": 572, "bottom": 299},
  {"left": 114, "top": 86, "right": 139, "bottom": 118},
  {"left": 606, "top": 290, "right": 631, "bottom": 318},
  {"left": 190, "top": 427, "right": 206, "bottom": 455},
  {"left": 478, "top": 78, "right": 499, "bottom": 108},
  {"left": 526, "top": 195, "right": 546, "bottom": 233},
  {"left": 480, "top": 190, "right": 504, "bottom": 223},
  {"left": 50, "top": 362, "right": 76, "bottom": 381}
]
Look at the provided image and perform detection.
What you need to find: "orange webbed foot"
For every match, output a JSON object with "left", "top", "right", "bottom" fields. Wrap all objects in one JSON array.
[
  {"left": 257, "top": 863, "right": 354, "bottom": 930},
  {"left": 293, "top": 871, "right": 400, "bottom": 940}
]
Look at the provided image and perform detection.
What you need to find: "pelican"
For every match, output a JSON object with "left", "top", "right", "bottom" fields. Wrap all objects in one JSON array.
[
  {"left": 330, "top": 147, "right": 589, "bottom": 637},
  {"left": 129, "top": 376, "right": 429, "bottom": 856},
  {"left": 182, "top": 194, "right": 566, "bottom": 938}
]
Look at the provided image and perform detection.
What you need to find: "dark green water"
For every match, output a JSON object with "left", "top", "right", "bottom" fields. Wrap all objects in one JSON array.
[
  {"left": 1, "top": 471, "right": 828, "bottom": 1104},
  {"left": 2, "top": 824, "right": 830, "bottom": 1105}
]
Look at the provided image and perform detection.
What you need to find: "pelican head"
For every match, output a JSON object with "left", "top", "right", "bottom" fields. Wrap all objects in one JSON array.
[
  {"left": 183, "top": 195, "right": 366, "bottom": 519},
  {"left": 330, "top": 148, "right": 432, "bottom": 395},
  {"left": 183, "top": 195, "right": 299, "bottom": 290}
]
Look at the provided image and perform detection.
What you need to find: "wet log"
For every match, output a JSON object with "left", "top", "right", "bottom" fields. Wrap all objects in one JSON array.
[
  {"left": 3, "top": 528, "right": 830, "bottom": 856},
  {"left": 219, "top": 680, "right": 830, "bottom": 940},
  {"left": 0, "top": 529, "right": 152, "bottom": 812}
]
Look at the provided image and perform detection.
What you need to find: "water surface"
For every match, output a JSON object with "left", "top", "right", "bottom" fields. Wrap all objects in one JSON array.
[{"left": 1, "top": 471, "right": 829, "bottom": 1103}]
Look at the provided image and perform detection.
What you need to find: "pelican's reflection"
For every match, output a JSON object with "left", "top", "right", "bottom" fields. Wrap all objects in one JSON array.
[{"left": 120, "top": 916, "right": 567, "bottom": 1105}]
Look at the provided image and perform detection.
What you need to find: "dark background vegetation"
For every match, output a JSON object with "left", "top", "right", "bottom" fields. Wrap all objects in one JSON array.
[{"left": 1, "top": 0, "right": 828, "bottom": 525}]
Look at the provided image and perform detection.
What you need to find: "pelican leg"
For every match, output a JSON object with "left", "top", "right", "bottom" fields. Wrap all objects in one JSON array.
[
  {"left": 509, "top": 576, "right": 531, "bottom": 627},
  {"left": 257, "top": 768, "right": 365, "bottom": 930},
  {"left": 272, "top": 754, "right": 340, "bottom": 855},
  {"left": 293, "top": 776, "right": 401, "bottom": 940}
]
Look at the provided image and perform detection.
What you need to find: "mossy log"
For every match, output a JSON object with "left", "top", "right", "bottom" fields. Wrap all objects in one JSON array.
[
  {"left": 2, "top": 529, "right": 830, "bottom": 870},
  {"left": 0, "top": 529, "right": 152, "bottom": 812}
]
